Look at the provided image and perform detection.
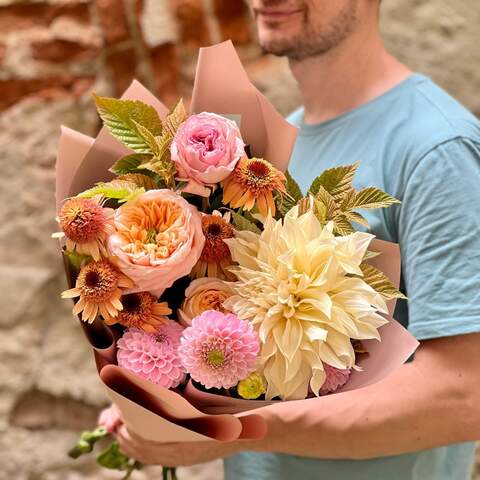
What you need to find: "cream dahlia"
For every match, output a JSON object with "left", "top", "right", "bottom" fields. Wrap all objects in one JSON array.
[
  {"left": 62, "top": 259, "right": 134, "bottom": 323},
  {"left": 179, "top": 310, "right": 260, "bottom": 389},
  {"left": 117, "top": 321, "right": 186, "bottom": 388},
  {"left": 222, "top": 157, "right": 286, "bottom": 216},
  {"left": 53, "top": 196, "right": 114, "bottom": 261},
  {"left": 223, "top": 206, "right": 388, "bottom": 400}
]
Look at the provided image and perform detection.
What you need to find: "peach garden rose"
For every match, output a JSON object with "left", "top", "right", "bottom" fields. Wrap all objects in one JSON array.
[
  {"left": 171, "top": 112, "right": 245, "bottom": 195},
  {"left": 178, "top": 277, "right": 234, "bottom": 326},
  {"left": 107, "top": 189, "right": 205, "bottom": 297}
]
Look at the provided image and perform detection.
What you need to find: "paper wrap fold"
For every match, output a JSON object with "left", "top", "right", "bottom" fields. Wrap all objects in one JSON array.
[{"left": 56, "top": 41, "right": 419, "bottom": 444}]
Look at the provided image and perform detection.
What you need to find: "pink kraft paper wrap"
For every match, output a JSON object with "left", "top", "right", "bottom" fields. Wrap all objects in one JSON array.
[{"left": 55, "top": 41, "right": 419, "bottom": 443}]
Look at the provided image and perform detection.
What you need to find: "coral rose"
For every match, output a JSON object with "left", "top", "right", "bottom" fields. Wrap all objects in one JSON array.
[
  {"left": 178, "top": 277, "right": 234, "bottom": 326},
  {"left": 171, "top": 112, "right": 245, "bottom": 195},
  {"left": 108, "top": 189, "right": 205, "bottom": 297}
]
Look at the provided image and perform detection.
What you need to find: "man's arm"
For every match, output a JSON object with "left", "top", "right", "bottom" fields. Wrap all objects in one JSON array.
[
  {"left": 254, "top": 332, "right": 480, "bottom": 459},
  {"left": 114, "top": 333, "right": 480, "bottom": 466}
]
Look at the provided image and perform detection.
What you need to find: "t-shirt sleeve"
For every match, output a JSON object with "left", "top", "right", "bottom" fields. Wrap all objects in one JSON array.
[{"left": 398, "top": 137, "right": 480, "bottom": 340}]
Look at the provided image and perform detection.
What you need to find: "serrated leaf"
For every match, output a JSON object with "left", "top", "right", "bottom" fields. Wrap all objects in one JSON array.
[
  {"left": 117, "top": 173, "right": 158, "bottom": 190},
  {"left": 308, "top": 162, "right": 358, "bottom": 201},
  {"left": 285, "top": 170, "right": 303, "bottom": 201},
  {"left": 332, "top": 214, "right": 355, "bottom": 236},
  {"left": 276, "top": 170, "right": 303, "bottom": 216},
  {"left": 360, "top": 263, "right": 407, "bottom": 300},
  {"left": 343, "top": 210, "right": 370, "bottom": 228},
  {"left": 232, "top": 211, "right": 261, "bottom": 234},
  {"left": 110, "top": 154, "right": 152, "bottom": 175},
  {"left": 93, "top": 94, "right": 163, "bottom": 154},
  {"left": 132, "top": 119, "right": 161, "bottom": 157},
  {"left": 346, "top": 187, "right": 400, "bottom": 211},
  {"left": 163, "top": 99, "right": 188, "bottom": 138},
  {"left": 316, "top": 186, "right": 340, "bottom": 220},
  {"left": 78, "top": 179, "right": 144, "bottom": 203},
  {"left": 363, "top": 250, "right": 381, "bottom": 261}
]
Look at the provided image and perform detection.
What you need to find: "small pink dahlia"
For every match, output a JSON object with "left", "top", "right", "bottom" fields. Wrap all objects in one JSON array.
[
  {"left": 179, "top": 310, "right": 260, "bottom": 389},
  {"left": 319, "top": 364, "right": 351, "bottom": 395},
  {"left": 117, "top": 320, "right": 186, "bottom": 389}
]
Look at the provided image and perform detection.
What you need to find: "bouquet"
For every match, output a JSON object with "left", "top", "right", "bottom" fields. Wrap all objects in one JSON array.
[{"left": 54, "top": 41, "right": 419, "bottom": 479}]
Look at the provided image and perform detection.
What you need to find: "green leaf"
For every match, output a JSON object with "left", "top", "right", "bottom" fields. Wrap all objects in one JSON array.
[
  {"left": 163, "top": 99, "right": 188, "bottom": 138},
  {"left": 285, "top": 170, "right": 303, "bottom": 202},
  {"left": 343, "top": 210, "right": 370, "bottom": 228},
  {"left": 332, "top": 214, "right": 355, "bottom": 236},
  {"left": 64, "top": 249, "right": 91, "bottom": 272},
  {"left": 316, "top": 186, "right": 340, "bottom": 220},
  {"left": 346, "top": 187, "right": 400, "bottom": 211},
  {"left": 360, "top": 263, "right": 407, "bottom": 300},
  {"left": 96, "top": 441, "right": 131, "bottom": 470},
  {"left": 117, "top": 173, "right": 158, "bottom": 190},
  {"left": 232, "top": 211, "right": 261, "bottom": 234},
  {"left": 132, "top": 119, "right": 161, "bottom": 157},
  {"left": 93, "top": 94, "right": 163, "bottom": 154},
  {"left": 110, "top": 153, "right": 152, "bottom": 175},
  {"left": 308, "top": 162, "right": 358, "bottom": 201},
  {"left": 68, "top": 426, "right": 109, "bottom": 459},
  {"left": 78, "top": 179, "right": 145, "bottom": 203}
]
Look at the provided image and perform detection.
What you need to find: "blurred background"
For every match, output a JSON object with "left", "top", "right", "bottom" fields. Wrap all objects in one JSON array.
[{"left": 0, "top": 0, "right": 479, "bottom": 479}]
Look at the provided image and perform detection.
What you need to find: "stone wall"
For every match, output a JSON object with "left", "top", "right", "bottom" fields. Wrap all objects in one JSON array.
[{"left": 0, "top": 1, "right": 478, "bottom": 479}]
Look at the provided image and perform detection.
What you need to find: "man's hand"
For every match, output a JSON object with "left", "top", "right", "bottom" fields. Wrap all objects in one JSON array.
[{"left": 115, "top": 425, "right": 248, "bottom": 466}]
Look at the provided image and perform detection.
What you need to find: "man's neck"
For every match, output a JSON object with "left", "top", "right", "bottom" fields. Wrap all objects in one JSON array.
[{"left": 289, "top": 26, "right": 411, "bottom": 125}]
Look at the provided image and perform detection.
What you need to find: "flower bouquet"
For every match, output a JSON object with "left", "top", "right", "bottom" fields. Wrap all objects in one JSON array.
[{"left": 55, "top": 41, "right": 418, "bottom": 478}]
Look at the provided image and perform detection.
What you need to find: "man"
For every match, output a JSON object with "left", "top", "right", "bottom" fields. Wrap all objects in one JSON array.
[{"left": 116, "top": 1, "right": 480, "bottom": 479}]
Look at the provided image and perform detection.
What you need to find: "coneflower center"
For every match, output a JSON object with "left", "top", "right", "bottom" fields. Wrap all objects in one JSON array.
[
  {"left": 85, "top": 271, "right": 100, "bottom": 287},
  {"left": 247, "top": 160, "right": 270, "bottom": 178},
  {"left": 206, "top": 222, "right": 222, "bottom": 237},
  {"left": 122, "top": 293, "right": 142, "bottom": 312}
]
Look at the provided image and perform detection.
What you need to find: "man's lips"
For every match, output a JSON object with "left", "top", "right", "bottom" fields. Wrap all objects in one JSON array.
[{"left": 255, "top": 7, "right": 303, "bottom": 21}]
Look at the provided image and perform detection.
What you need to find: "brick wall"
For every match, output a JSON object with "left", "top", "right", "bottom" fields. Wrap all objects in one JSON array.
[
  {"left": 0, "top": 0, "right": 301, "bottom": 114},
  {"left": 0, "top": 1, "right": 479, "bottom": 479}
]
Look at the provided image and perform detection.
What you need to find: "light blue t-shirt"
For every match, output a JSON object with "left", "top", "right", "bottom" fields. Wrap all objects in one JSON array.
[{"left": 225, "top": 74, "right": 480, "bottom": 480}]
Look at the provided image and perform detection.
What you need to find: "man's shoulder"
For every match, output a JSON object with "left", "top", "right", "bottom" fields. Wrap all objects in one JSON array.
[{"left": 386, "top": 75, "right": 480, "bottom": 159}]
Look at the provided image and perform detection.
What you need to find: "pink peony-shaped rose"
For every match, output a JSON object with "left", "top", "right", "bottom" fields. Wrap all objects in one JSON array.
[
  {"left": 108, "top": 189, "right": 205, "bottom": 297},
  {"left": 319, "top": 364, "right": 351, "bottom": 395},
  {"left": 171, "top": 112, "right": 245, "bottom": 194},
  {"left": 117, "top": 320, "right": 186, "bottom": 388},
  {"left": 179, "top": 310, "right": 260, "bottom": 389}
]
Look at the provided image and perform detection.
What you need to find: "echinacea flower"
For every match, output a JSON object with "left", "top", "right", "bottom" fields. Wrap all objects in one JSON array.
[
  {"left": 237, "top": 372, "right": 266, "bottom": 400},
  {"left": 108, "top": 189, "right": 205, "bottom": 297},
  {"left": 223, "top": 206, "right": 388, "bottom": 400},
  {"left": 171, "top": 112, "right": 245, "bottom": 196},
  {"left": 178, "top": 277, "right": 234, "bottom": 326},
  {"left": 105, "top": 291, "right": 171, "bottom": 333},
  {"left": 319, "top": 364, "right": 351, "bottom": 395},
  {"left": 117, "top": 321, "right": 186, "bottom": 388},
  {"left": 62, "top": 259, "right": 134, "bottom": 323},
  {"left": 190, "top": 211, "right": 235, "bottom": 280},
  {"left": 222, "top": 157, "right": 286, "bottom": 216},
  {"left": 53, "top": 196, "right": 115, "bottom": 261},
  {"left": 179, "top": 310, "right": 260, "bottom": 389}
]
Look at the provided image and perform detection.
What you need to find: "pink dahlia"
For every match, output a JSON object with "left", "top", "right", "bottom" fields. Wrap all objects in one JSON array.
[
  {"left": 319, "top": 364, "right": 351, "bottom": 395},
  {"left": 179, "top": 310, "right": 260, "bottom": 389},
  {"left": 117, "top": 320, "right": 186, "bottom": 389}
]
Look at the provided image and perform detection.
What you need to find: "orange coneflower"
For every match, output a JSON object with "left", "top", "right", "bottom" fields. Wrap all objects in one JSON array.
[
  {"left": 62, "top": 259, "right": 134, "bottom": 323},
  {"left": 222, "top": 157, "right": 287, "bottom": 216},
  {"left": 106, "top": 292, "right": 171, "bottom": 333},
  {"left": 53, "top": 196, "right": 115, "bottom": 261},
  {"left": 191, "top": 211, "right": 235, "bottom": 280}
]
